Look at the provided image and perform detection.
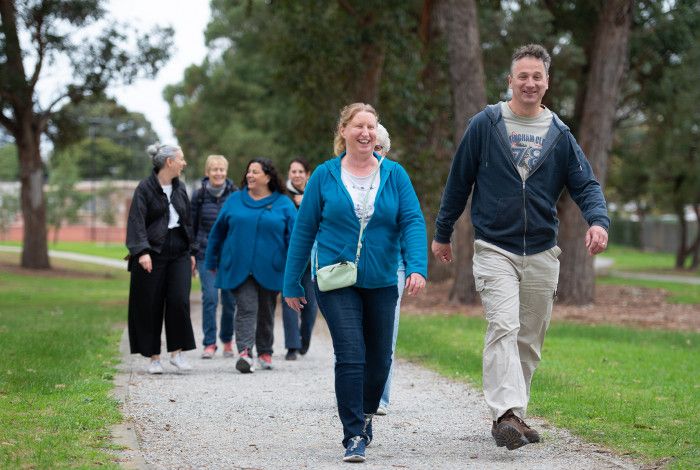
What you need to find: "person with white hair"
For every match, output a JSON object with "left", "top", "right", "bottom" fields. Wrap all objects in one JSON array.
[
  {"left": 372, "top": 123, "right": 402, "bottom": 417},
  {"left": 126, "top": 143, "right": 197, "bottom": 374}
]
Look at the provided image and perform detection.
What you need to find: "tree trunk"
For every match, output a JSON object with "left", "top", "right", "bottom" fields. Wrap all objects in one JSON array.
[
  {"left": 356, "top": 41, "right": 385, "bottom": 105},
  {"left": 690, "top": 204, "right": 700, "bottom": 270},
  {"left": 557, "top": 0, "right": 632, "bottom": 304},
  {"left": 675, "top": 204, "right": 688, "bottom": 269},
  {"left": 17, "top": 123, "right": 50, "bottom": 269},
  {"left": 439, "top": 0, "right": 486, "bottom": 304}
]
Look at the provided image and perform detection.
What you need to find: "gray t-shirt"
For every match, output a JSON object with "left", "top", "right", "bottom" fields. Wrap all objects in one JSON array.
[{"left": 500, "top": 101, "right": 552, "bottom": 180}]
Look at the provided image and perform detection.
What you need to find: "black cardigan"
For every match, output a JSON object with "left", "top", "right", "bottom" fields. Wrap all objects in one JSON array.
[{"left": 126, "top": 171, "right": 194, "bottom": 260}]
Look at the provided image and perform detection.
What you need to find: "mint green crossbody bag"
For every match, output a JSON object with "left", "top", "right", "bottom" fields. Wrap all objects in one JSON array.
[{"left": 316, "top": 157, "right": 384, "bottom": 292}]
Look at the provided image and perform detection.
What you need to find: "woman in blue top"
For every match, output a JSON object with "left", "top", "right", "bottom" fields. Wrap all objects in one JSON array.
[
  {"left": 205, "top": 158, "right": 296, "bottom": 373},
  {"left": 284, "top": 103, "right": 427, "bottom": 463}
]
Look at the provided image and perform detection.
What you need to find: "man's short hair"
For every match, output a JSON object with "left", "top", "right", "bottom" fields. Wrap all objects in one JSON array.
[{"left": 511, "top": 44, "right": 551, "bottom": 75}]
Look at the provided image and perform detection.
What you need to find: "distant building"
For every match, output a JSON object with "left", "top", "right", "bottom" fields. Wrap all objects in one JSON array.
[{"left": 1, "top": 180, "right": 139, "bottom": 244}]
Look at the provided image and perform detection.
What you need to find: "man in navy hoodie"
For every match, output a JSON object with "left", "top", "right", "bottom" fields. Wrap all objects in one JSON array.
[{"left": 432, "top": 44, "right": 609, "bottom": 450}]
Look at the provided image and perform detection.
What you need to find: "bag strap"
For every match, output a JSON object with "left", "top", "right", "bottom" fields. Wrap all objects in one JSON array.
[
  {"left": 314, "top": 156, "right": 385, "bottom": 270},
  {"left": 354, "top": 156, "right": 384, "bottom": 264}
]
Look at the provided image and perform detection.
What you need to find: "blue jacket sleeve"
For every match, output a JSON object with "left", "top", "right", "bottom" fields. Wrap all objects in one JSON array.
[
  {"left": 395, "top": 164, "right": 428, "bottom": 278},
  {"left": 564, "top": 134, "right": 610, "bottom": 231},
  {"left": 283, "top": 167, "right": 324, "bottom": 298},
  {"left": 434, "top": 114, "right": 481, "bottom": 243}
]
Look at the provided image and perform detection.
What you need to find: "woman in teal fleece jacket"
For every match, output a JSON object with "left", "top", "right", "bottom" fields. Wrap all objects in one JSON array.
[
  {"left": 283, "top": 103, "right": 427, "bottom": 463},
  {"left": 205, "top": 158, "right": 296, "bottom": 373}
]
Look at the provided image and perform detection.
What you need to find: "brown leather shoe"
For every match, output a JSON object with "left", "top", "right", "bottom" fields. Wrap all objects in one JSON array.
[{"left": 493, "top": 409, "right": 538, "bottom": 450}]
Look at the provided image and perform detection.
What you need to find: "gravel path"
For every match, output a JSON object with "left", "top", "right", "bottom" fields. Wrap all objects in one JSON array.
[{"left": 114, "top": 297, "right": 640, "bottom": 470}]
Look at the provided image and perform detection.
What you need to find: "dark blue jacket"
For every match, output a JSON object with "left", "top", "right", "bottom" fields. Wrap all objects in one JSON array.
[
  {"left": 190, "top": 177, "right": 237, "bottom": 260},
  {"left": 435, "top": 103, "right": 609, "bottom": 255},
  {"left": 205, "top": 188, "right": 296, "bottom": 292}
]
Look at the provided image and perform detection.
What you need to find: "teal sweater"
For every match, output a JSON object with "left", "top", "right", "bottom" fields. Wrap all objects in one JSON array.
[
  {"left": 205, "top": 188, "right": 296, "bottom": 291},
  {"left": 283, "top": 154, "right": 427, "bottom": 298}
]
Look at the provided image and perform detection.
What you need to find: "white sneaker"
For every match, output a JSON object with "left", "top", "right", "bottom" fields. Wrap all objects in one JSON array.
[
  {"left": 169, "top": 352, "right": 192, "bottom": 371},
  {"left": 376, "top": 405, "right": 388, "bottom": 416},
  {"left": 147, "top": 360, "right": 163, "bottom": 374}
]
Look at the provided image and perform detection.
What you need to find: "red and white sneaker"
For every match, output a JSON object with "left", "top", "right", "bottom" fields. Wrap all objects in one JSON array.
[{"left": 258, "top": 353, "right": 273, "bottom": 370}]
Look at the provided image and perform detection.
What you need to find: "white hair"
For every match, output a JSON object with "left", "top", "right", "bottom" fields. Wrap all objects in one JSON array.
[{"left": 376, "top": 123, "right": 391, "bottom": 154}]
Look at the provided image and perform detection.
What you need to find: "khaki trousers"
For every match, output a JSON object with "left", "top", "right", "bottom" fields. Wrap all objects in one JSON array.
[{"left": 473, "top": 239, "right": 561, "bottom": 421}]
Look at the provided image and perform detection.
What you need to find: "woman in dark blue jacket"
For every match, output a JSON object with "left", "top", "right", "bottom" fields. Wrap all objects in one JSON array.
[
  {"left": 191, "top": 155, "right": 238, "bottom": 359},
  {"left": 284, "top": 103, "right": 427, "bottom": 463},
  {"left": 205, "top": 158, "right": 296, "bottom": 373}
]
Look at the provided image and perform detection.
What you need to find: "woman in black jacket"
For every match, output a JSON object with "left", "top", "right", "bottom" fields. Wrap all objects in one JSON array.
[{"left": 126, "top": 143, "right": 197, "bottom": 374}]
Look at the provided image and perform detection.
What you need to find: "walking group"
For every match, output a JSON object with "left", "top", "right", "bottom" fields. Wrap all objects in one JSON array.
[{"left": 124, "top": 44, "right": 609, "bottom": 463}]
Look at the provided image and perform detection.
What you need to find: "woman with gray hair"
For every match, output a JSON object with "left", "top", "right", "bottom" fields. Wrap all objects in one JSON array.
[
  {"left": 126, "top": 143, "right": 197, "bottom": 374},
  {"left": 373, "top": 123, "right": 404, "bottom": 416}
]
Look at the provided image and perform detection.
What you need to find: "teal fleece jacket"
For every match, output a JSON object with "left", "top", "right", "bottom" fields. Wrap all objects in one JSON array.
[
  {"left": 205, "top": 188, "right": 296, "bottom": 292},
  {"left": 283, "top": 153, "right": 427, "bottom": 299}
]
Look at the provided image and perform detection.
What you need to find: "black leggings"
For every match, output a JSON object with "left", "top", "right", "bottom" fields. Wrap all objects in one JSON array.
[{"left": 128, "top": 228, "right": 196, "bottom": 357}]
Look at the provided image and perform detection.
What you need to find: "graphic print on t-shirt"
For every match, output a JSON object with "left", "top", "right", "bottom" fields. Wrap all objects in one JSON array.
[{"left": 509, "top": 132, "right": 544, "bottom": 177}]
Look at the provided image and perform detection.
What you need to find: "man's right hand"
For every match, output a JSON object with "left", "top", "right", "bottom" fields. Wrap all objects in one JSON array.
[{"left": 431, "top": 240, "right": 453, "bottom": 263}]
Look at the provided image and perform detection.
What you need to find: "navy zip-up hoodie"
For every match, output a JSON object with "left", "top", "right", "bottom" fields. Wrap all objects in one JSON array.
[{"left": 435, "top": 103, "right": 609, "bottom": 256}]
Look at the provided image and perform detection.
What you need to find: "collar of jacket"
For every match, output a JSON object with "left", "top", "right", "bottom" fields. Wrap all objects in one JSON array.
[
  {"left": 286, "top": 179, "right": 303, "bottom": 195},
  {"left": 325, "top": 151, "right": 395, "bottom": 192},
  {"left": 146, "top": 169, "right": 182, "bottom": 193},
  {"left": 200, "top": 176, "right": 236, "bottom": 193},
  {"left": 240, "top": 187, "right": 281, "bottom": 208},
  {"left": 483, "top": 102, "right": 571, "bottom": 169}
]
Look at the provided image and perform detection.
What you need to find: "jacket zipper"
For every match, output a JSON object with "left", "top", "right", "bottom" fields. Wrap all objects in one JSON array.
[
  {"left": 494, "top": 122, "right": 565, "bottom": 255},
  {"left": 522, "top": 180, "right": 527, "bottom": 255}
]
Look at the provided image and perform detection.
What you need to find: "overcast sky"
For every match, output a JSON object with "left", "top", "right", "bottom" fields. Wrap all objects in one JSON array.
[{"left": 106, "top": 0, "right": 210, "bottom": 144}]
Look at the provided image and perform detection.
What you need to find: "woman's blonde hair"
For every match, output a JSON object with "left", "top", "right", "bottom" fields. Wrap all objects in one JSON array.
[
  {"left": 204, "top": 154, "right": 229, "bottom": 174},
  {"left": 332, "top": 103, "right": 378, "bottom": 156}
]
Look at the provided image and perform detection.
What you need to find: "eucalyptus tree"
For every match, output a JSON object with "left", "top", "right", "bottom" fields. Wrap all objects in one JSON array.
[{"left": 0, "top": 0, "right": 172, "bottom": 268}]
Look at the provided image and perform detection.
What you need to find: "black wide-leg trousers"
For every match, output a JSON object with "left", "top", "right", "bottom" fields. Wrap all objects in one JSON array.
[{"left": 128, "top": 228, "right": 196, "bottom": 357}]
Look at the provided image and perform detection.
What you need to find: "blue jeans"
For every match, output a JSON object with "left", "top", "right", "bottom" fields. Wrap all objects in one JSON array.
[
  {"left": 197, "top": 261, "right": 235, "bottom": 347},
  {"left": 282, "top": 267, "right": 318, "bottom": 350},
  {"left": 315, "top": 283, "right": 398, "bottom": 446},
  {"left": 380, "top": 266, "right": 405, "bottom": 408}
]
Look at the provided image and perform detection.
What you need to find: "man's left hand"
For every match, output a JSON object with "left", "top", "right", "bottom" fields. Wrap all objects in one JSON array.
[{"left": 585, "top": 225, "right": 608, "bottom": 256}]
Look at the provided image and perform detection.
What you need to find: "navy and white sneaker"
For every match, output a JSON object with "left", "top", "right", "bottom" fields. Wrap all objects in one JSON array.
[
  {"left": 343, "top": 436, "right": 366, "bottom": 463},
  {"left": 362, "top": 414, "right": 373, "bottom": 446}
]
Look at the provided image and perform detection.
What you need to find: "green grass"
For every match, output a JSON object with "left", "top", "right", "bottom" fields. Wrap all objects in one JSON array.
[
  {"left": 605, "top": 244, "right": 699, "bottom": 276},
  {"left": 599, "top": 276, "right": 700, "bottom": 304},
  {"left": 397, "top": 315, "right": 700, "bottom": 469},
  {"left": 0, "top": 260, "right": 128, "bottom": 468},
  {"left": 0, "top": 240, "right": 126, "bottom": 260}
]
